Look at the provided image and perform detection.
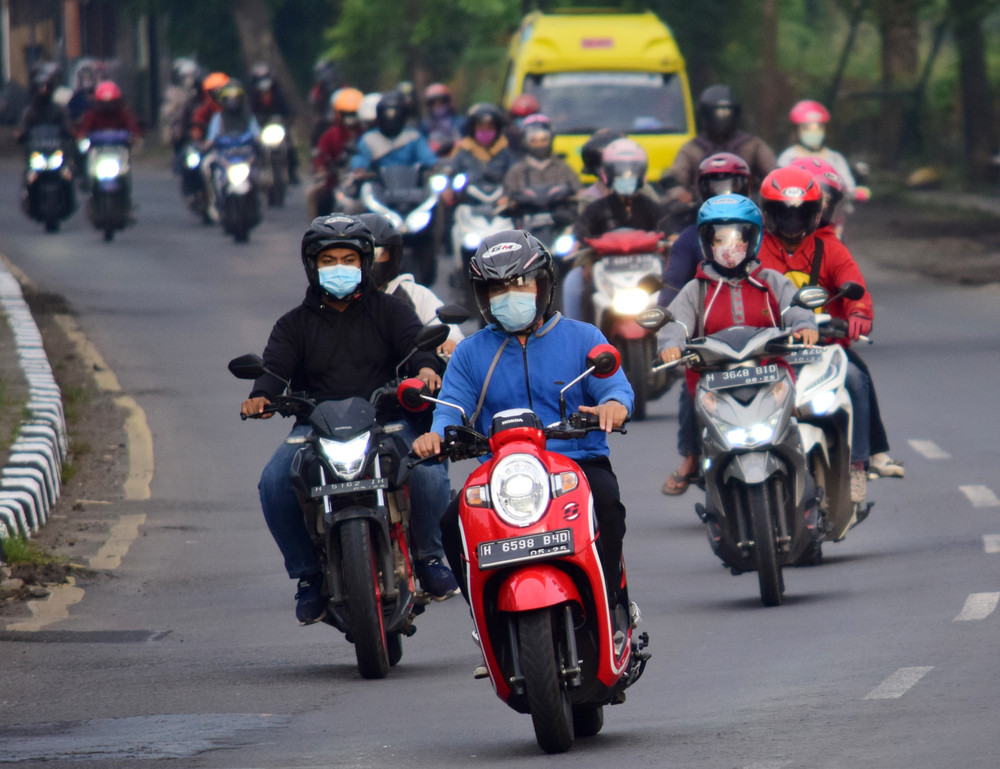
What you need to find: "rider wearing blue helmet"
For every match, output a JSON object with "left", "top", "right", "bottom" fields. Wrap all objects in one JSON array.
[{"left": 656, "top": 193, "right": 818, "bottom": 377}]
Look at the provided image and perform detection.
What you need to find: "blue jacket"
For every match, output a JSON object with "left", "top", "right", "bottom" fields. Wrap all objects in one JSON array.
[
  {"left": 350, "top": 128, "right": 438, "bottom": 172},
  {"left": 659, "top": 223, "right": 700, "bottom": 306},
  {"left": 431, "top": 314, "right": 634, "bottom": 461}
]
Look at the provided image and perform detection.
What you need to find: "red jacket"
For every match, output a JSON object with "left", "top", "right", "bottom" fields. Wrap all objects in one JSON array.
[
  {"left": 76, "top": 106, "right": 142, "bottom": 140},
  {"left": 758, "top": 229, "right": 873, "bottom": 323}
]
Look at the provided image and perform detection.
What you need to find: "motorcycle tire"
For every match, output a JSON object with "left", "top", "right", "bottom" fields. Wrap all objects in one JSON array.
[
  {"left": 518, "top": 608, "right": 574, "bottom": 753},
  {"left": 268, "top": 156, "right": 287, "bottom": 208},
  {"left": 340, "top": 519, "right": 390, "bottom": 679},
  {"left": 620, "top": 336, "right": 651, "bottom": 421},
  {"left": 44, "top": 218, "right": 60, "bottom": 233},
  {"left": 103, "top": 226, "right": 114, "bottom": 242},
  {"left": 572, "top": 705, "right": 604, "bottom": 737},
  {"left": 744, "top": 482, "right": 784, "bottom": 606}
]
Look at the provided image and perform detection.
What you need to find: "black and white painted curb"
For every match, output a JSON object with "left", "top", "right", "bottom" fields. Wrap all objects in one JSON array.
[{"left": 0, "top": 266, "right": 67, "bottom": 555}]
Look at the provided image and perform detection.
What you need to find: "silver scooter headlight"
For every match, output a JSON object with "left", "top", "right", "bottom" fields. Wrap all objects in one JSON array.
[
  {"left": 700, "top": 380, "right": 793, "bottom": 449},
  {"left": 490, "top": 453, "right": 550, "bottom": 527},
  {"left": 318, "top": 431, "right": 370, "bottom": 480}
]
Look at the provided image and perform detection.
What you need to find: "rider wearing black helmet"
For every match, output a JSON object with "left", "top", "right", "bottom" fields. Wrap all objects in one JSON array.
[
  {"left": 412, "top": 230, "right": 635, "bottom": 620},
  {"left": 350, "top": 90, "right": 437, "bottom": 175},
  {"left": 241, "top": 214, "right": 457, "bottom": 623}
]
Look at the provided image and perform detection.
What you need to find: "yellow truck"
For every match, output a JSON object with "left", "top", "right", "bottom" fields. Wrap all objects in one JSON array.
[{"left": 501, "top": 9, "right": 695, "bottom": 181}]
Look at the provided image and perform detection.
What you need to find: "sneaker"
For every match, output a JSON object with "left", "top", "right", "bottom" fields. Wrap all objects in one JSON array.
[
  {"left": 629, "top": 601, "right": 642, "bottom": 629},
  {"left": 850, "top": 463, "right": 868, "bottom": 503},
  {"left": 294, "top": 574, "right": 327, "bottom": 625},
  {"left": 870, "top": 452, "right": 905, "bottom": 478},
  {"left": 417, "top": 557, "right": 460, "bottom": 601}
]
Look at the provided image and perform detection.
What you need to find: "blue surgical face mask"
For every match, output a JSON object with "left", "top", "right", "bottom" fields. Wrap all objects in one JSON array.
[
  {"left": 318, "top": 264, "right": 362, "bottom": 299},
  {"left": 489, "top": 291, "right": 537, "bottom": 332},
  {"left": 612, "top": 175, "right": 639, "bottom": 197}
]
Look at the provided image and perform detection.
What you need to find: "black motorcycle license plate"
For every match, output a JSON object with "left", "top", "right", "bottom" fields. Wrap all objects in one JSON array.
[
  {"left": 704, "top": 364, "right": 780, "bottom": 390},
  {"left": 311, "top": 477, "right": 389, "bottom": 497},
  {"left": 477, "top": 528, "right": 574, "bottom": 570},
  {"left": 783, "top": 348, "right": 824, "bottom": 366}
]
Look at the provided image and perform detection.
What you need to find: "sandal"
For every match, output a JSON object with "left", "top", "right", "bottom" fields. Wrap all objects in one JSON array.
[{"left": 661, "top": 470, "right": 697, "bottom": 496}]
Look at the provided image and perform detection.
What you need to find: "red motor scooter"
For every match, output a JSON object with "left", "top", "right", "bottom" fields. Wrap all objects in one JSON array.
[{"left": 398, "top": 344, "right": 649, "bottom": 754}]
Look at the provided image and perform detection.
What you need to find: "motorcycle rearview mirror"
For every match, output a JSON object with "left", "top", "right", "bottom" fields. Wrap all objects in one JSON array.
[
  {"left": 395, "top": 323, "right": 450, "bottom": 378},
  {"left": 790, "top": 286, "right": 830, "bottom": 312},
  {"left": 397, "top": 378, "right": 431, "bottom": 412},
  {"left": 435, "top": 303, "right": 471, "bottom": 325},
  {"left": 586, "top": 343, "right": 621, "bottom": 378},
  {"left": 228, "top": 353, "right": 266, "bottom": 380},
  {"left": 635, "top": 306, "right": 672, "bottom": 332},
  {"left": 638, "top": 274, "right": 664, "bottom": 295},
  {"left": 837, "top": 281, "right": 866, "bottom": 302}
]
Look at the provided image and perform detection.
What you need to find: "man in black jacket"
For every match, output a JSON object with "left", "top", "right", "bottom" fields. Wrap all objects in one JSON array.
[{"left": 240, "top": 215, "right": 458, "bottom": 624}]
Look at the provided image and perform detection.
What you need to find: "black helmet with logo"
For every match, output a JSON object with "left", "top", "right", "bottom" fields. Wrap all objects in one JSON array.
[
  {"left": 375, "top": 90, "right": 407, "bottom": 138},
  {"left": 469, "top": 230, "right": 554, "bottom": 331},
  {"left": 301, "top": 214, "right": 375, "bottom": 292}
]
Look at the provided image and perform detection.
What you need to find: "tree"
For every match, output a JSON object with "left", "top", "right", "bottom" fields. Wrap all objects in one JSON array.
[{"left": 948, "top": 0, "right": 997, "bottom": 180}]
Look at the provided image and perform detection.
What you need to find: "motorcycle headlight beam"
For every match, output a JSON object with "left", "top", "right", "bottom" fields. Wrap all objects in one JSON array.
[
  {"left": 95, "top": 157, "right": 121, "bottom": 180},
  {"left": 553, "top": 234, "right": 575, "bottom": 256},
  {"left": 462, "top": 231, "right": 483, "bottom": 250},
  {"left": 260, "top": 123, "right": 286, "bottom": 146},
  {"left": 490, "top": 453, "right": 550, "bottom": 527},
  {"left": 318, "top": 431, "right": 371, "bottom": 481},
  {"left": 405, "top": 209, "right": 432, "bottom": 233},
  {"left": 611, "top": 287, "right": 651, "bottom": 316},
  {"left": 227, "top": 163, "right": 251, "bottom": 186}
]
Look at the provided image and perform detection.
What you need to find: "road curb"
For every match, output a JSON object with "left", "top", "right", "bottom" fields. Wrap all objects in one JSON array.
[{"left": 0, "top": 265, "right": 67, "bottom": 562}]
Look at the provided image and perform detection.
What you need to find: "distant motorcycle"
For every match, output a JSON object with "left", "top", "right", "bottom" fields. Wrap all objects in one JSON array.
[
  {"left": 448, "top": 175, "right": 513, "bottom": 313},
  {"left": 208, "top": 131, "right": 261, "bottom": 243},
  {"left": 585, "top": 229, "right": 670, "bottom": 420},
  {"left": 258, "top": 117, "right": 289, "bottom": 208},
  {"left": 81, "top": 129, "right": 132, "bottom": 241},
  {"left": 508, "top": 184, "right": 577, "bottom": 305},
  {"left": 21, "top": 124, "right": 75, "bottom": 233},
  {"left": 359, "top": 165, "right": 447, "bottom": 286}
]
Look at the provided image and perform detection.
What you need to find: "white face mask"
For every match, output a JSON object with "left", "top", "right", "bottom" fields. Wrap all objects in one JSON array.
[
  {"left": 709, "top": 224, "right": 750, "bottom": 269},
  {"left": 798, "top": 125, "right": 826, "bottom": 150}
]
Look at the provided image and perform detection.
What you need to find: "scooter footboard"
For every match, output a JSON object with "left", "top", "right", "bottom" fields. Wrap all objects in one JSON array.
[{"left": 497, "top": 564, "right": 583, "bottom": 612}]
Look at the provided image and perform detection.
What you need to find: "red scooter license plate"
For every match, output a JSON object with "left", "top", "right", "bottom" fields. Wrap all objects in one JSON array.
[{"left": 477, "top": 528, "right": 574, "bottom": 570}]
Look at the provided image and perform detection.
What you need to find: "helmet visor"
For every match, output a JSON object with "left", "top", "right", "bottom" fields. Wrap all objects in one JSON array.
[
  {"left": 699, "top": 173, "right": 748, "bottom": 199},
  {"left": 763, "top": 199, "right": 821, "bottom": 241}
]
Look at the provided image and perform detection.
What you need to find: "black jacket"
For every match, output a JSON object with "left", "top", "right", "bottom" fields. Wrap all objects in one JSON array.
[
  {"left": 250, "top": 284, "right": 442, "bottom": 405},
  {"left": 573, "top": 193, "right": 665, "bottom": 241}
]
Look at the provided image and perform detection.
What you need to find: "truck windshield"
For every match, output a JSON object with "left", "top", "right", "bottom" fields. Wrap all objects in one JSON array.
[{"left": 524, "top": 72, "right": 688, "bottom": 135}]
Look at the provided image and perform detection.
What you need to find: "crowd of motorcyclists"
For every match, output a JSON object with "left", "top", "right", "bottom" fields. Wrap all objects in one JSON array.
[{"left": 11, "top": 50, "right": 906, "bottom": 702}]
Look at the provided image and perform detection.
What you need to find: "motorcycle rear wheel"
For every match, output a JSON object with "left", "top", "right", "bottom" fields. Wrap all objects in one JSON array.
[
  {"left": 745, "top": 483, "right": 784, "bottom": 606},
  {"left": 340, "top": 519, "right": 390, "bottom": 679},
  {"left": 518, "top": 609, "right": 574, "bottom": 753}
]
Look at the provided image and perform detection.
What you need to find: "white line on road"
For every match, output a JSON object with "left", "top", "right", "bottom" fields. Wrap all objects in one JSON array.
[
  {"left": 863, "top": 667, "right": 934, "bottom": 700},
  {"left": 959, "top": 485, "right": 1000, "bottom": 507},
  {"left": 907, "top": 439, "right": 951, "bottom": 460},
  {"left": 954, "top": 592, "right": 1000, "bottom": 621},
  {"left": 984, "top": 535, "right": 1000, "bottom": 553}
]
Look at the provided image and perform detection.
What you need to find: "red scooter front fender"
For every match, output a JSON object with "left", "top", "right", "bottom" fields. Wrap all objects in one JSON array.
[{"left": 497, "top": 563, "right": 583, "bottom": 613}]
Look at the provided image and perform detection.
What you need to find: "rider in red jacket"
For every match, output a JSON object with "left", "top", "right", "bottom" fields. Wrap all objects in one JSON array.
[{"left": 75, "top": 81, "right": 142, "bottom": 140}]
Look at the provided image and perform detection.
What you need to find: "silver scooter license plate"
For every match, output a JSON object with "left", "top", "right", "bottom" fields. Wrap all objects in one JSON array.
[
  {"left": 704, "top": 364, "right": 780, "bottom": 390},
  {"left": 477, "top": 528, "right": 574, "bottom": 570},
  {"left": 783, "top": 349, "right": 824, "bottom": 366}
]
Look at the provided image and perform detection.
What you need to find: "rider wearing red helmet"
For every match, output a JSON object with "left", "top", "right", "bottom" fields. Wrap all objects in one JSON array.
[{"left": 75, "top": 80, "right": 142, "bottom": 139}]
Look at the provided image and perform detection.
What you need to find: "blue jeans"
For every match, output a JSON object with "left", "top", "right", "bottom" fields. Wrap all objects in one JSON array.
[
  {"left": 677, "top": 386, "right": 700, "bottom": 457},
  {"left": 844, "top": 361, "right": 871, "bottom": 464},
  {"left": 259, "top": 419, "right": 451, "bottom": 580}
]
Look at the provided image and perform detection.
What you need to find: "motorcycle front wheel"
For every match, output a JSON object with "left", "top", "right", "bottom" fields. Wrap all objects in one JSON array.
[
  {"left": 619, "top": 335, "right": 652, "bottom": 421},
  {"left": 340, "top": 519, "right": 390, "bottom": 679},
  {"left": 744, "top": 483, "right": 784, "bottom": 606},
  {"left": 518, "top": 608, "right": 574, "bottom": 753}
]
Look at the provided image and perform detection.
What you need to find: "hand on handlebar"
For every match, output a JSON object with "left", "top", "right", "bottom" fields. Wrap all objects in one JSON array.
[
  {"left": 412, "top": 431, "right": 443, "bottom": 458},
  {"left": 578, "top": 400, "right": 628, "bottom": 433},
  {"left": 416, "top": 366, "right": 441, "bottom": 393},
  {"left": 241, "top": 396, "right": 273, "bottom": 419},
  {"left": 793, "top": 328, "right": 819, "bottom": 346},
  {"left": 659, "top": 346, "right": 683, "bottom": 364}
]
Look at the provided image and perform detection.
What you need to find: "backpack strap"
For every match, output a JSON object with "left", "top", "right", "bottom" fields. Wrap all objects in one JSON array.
[
  {"left": 469, "top": 336, "right": 511, "bottom": 427},
  {"left": 809, "top": 236, "right": 824, "bottom": 286}
]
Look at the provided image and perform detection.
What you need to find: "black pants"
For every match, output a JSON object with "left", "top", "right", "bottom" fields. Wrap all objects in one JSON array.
[{"left": 440, "top": 455, "right": 627, "bottom": 603}]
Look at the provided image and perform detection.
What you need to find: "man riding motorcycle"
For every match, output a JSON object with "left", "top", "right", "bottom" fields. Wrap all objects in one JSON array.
[
  {"left": 248, "top": 61, "right": 299, "bottom": 184},
  {"left": 349, "top": 90, "right": 438, "bottom": 176},
  {"left": 411, "top": 230, "right": 634, "bottom": 620},
  {"left": 307, "top": 87, "right": 364, "bottom": 220},
  {"left": 499, "top": 114, "right": 580, "bottom": 208},
  {"left": 240, "top": 215, "right": 456, "bottom": 623}
]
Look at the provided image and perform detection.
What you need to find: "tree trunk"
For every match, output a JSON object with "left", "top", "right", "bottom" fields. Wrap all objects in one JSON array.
[
  {"left": 229, "top": 0, "right": 307, "bottom": 122},
  {"left": 874, "top": 0, "right": 918, "bottom": 165},
  {"left": 757, "top": 0, "right": 784, "bottom": 148},
  {"left": 949, "top": 0, "right": 997, "bottom": 182}
]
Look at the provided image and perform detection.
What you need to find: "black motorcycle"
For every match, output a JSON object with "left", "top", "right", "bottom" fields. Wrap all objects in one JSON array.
[
  {"left": 228, "top": 322, "right": 450, "bottom": 679},
  {"left": 22, "top": 124, "right": 75, "bottom": 232},
  {"left": 209, "top": 131, "right": 261, "bottom": 243},
  {"left": 81, "top": 129, "right": 133, "bottom": 241}
]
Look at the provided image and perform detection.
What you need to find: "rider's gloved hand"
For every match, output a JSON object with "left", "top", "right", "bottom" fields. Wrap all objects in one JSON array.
[{"left": 848, "top": 313, "right": 872, "bottom": 341}]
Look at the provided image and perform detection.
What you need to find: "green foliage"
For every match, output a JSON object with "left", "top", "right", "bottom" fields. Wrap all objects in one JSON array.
[{"left": 0, "top": 532, "right": 64, "bottom": 567}]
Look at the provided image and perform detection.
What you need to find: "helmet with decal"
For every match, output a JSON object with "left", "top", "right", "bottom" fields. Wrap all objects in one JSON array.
[
  {"left": 469, "top": 230, "right": 554, "bottom": 331},
  {"left": 697, "top": 194, "right": 764, "bottom": 278},
  {"left": 787, "top": 156, "right": 844, "bottom": 229},
  {"left": 760, "top": 166, "right": 823, "bottom": 248}
]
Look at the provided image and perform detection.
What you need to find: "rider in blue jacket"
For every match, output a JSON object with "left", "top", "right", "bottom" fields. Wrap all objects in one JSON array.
[
  {"left": 349, "top": 90, "right": 438, "bottom": 174},
  {"left": 412, "top": 230, "right": 633, "bottom": 611}
]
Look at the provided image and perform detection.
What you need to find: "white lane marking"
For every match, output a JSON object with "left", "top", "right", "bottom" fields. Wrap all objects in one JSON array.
[
  {"left": 959, "top": 485, "right": 1000, "bottom": 508},
  {"left": 954, "top": 592, "right": 1000, "bottom": 621},
  {"left": 984, "top": 535, "right": 1000, "bottom": 553},
  {"left": 863, "top": 667, "right": 933, "bottom": 700},
  {"left": 907, "top": 439, "right": 950, "bottom": 459}
]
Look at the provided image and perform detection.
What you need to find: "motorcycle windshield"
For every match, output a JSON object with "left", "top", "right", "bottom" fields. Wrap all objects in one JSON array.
[
  {"left": 307, "top": 398, "right": 376, "bottom": 440},
  {"left": 27, "top": 124, "right": 63, "bottom": 153}
]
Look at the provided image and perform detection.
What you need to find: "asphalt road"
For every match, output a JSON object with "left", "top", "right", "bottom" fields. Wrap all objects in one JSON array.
[{"left": 0, "top": 157, "right": 998, "bottom": 768}]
